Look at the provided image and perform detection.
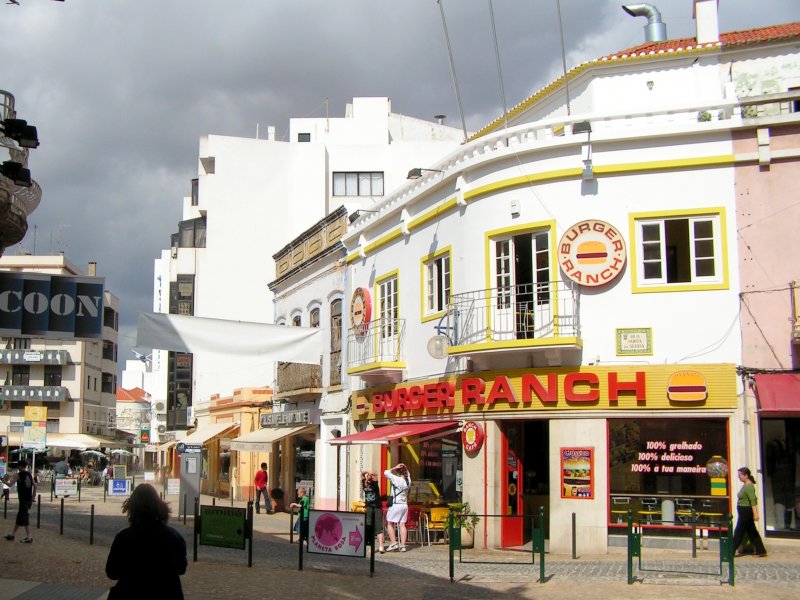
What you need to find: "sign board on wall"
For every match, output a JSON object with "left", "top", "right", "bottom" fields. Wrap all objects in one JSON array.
[
  {"left": 561, "top": 447, "right": 594, "bottom": 499},
  {"left": 616, "top": 328, "right": 653, "bottom": 356},
  {"left": 0, "top": 272, "right": 105, "bottom": 339}
]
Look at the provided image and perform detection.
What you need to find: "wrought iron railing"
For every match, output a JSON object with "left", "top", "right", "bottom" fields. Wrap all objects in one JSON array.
[
  {"left": 347, "top": 318, "right": 406, "bottom": 368},
  {"left": 448, "top": 282, "right": 579, "bottom": 347}
]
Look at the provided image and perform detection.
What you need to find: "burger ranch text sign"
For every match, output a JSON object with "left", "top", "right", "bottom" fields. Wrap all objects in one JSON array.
[
  {"left": 558, "top": 219, "right": 626, "bottom": 287},
  {"left": 354, "top": 364, "right": 736, "bottom": 420}
]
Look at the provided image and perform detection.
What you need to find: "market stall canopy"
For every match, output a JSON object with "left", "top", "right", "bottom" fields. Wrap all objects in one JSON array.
[
  {"left": 158, "top": 440, "right": 177, "bottom": 452},
  {"left": 229, "top": 425, "right": 316, "bottom": 452},
  {"left": 46, "top": 433, "right": 113, "bottom": 450},
  {"left": 181, "top": 422, "right": 239, "bottom": 446},
  {"left": 329, "top": 421, "right": 459, "bottom": 446},
  {"left": 754, "top": 373, "right": 800, "bottom": 413},
  {"left": 136, "top": 312, "right": 322, "bottom": 365}
]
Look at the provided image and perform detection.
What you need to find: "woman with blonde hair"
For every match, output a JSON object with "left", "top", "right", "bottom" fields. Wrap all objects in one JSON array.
[{"left": 106, "top": 483, "right": 187, "bottom": 599}]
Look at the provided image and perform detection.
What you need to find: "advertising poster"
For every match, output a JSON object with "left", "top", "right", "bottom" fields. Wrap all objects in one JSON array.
[
  {"left": 55, "top": 478, "right": 78, "bottom": 498},
  {"left": 167, "top": 478, "right": 181, "bottom": 495},
  {"left": 22, "top": 406, "right": 47, "bottom": 450},
  {"left": 561, "top": 447, "right": 594, "bottom": 499},
  {"left": 199, "top": 506, "right": 246, "bottom": 549},
  {"left": 307, "top": 510, "right": 367, "bottom": 558}
]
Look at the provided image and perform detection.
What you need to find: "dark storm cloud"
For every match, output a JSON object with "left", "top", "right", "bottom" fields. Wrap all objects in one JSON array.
[{"left": 1, "top": 0, "right": 795, "bottom": 370}]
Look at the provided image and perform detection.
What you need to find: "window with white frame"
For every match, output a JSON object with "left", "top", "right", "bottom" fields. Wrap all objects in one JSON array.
[
  {"left": 378, "top": 274, "right": 398, "bottom": 339},
  {"left": 636, "top": 214, "right": 721, "bottom": 286},
  {"left": 424, "top": 252, "right": 451, "bottom": 316},
  {"left": 332, "top": 172, "right": 384, "bottom": 197}
]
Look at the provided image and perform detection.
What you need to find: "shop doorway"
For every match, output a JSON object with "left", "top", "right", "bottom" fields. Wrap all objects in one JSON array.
[{"left": 501, "top": 420, "right": 549, "bottom": 547}]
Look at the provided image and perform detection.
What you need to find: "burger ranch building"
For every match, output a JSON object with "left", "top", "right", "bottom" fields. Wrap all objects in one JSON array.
[
  {"left": 346, "top": 363, "right": 738, "bottom": 553},
  {"left": 333, "top": 5, "right": 799, "bottom": 554}
]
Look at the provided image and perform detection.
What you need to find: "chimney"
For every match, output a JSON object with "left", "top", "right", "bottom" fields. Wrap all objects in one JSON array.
[
  {"left": 87, "top": 261, "right": 96, "bottom": 276},
  {"left": 694, "top": 0, "right": 720, "bottom": 44},
  {"left": 622, "top": 4, "right": 668, "bottom": 43}
]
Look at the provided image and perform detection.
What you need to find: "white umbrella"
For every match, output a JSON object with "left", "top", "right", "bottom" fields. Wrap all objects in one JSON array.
[
  {"left": 111, "top": 449, "right": 135, "bottom": 457},
  {"left": 80, "top": 450, "right": 106, "bottom": 459}
]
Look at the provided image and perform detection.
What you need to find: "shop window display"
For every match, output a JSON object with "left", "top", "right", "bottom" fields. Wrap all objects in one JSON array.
[
  {"left": 399, "top": 433, "right": 462, "bottom": 505},
  {"left": 761, "top": 418, "right": 800, "bottom": 535},
  {"left": 608, "top": 418, "right": 729, "bottom": 527}
]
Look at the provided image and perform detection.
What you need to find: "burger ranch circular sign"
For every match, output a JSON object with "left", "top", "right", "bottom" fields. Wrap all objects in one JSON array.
[
  {"left": 558, "top": 219, "right": 626, "bottom": 287},
  {"left": 350, "top": 287, "right": 372, "bottom": 336}
]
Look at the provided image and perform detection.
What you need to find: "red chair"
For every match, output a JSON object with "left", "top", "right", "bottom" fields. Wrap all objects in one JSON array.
[{"left": 406, "top": 507, "right": 427, "bottom": 546}]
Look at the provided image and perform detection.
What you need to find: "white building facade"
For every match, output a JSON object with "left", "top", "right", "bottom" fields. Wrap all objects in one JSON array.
[{"left": 340, "top": 4, "right": 800, "bottom": 553}]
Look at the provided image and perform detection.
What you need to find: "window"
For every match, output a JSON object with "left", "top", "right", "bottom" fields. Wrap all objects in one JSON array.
[
  {"left": 633, "top": 211, "right": 725, "bottom": 291},
  {"left": 310, "top": 307, "right": 320, "bottom": 328},
  {"left": 332, "top": 172, "right": 384, "bottom": 197},
  {"left": 12, "top": 338, "right": 30, "bottom": 350},
  {"left": 191, "top": 178, "right": 199, "bottom": 206},
  {"left": 423, "top": 250, "right": 451, "bottom": 318},
  {"left": 330, "top": 299, "right": 342, "bottom": 386},
  {"left": 176, "top": 217, "right": 206, "bottom": 249},
  {"left": 292, "top": 314, "right": 302, "bottom": 327},
  {"left": 170, "top": 275, "right": 195, "bottom": 316},
  {"left": 377, "top": 273, "right": 399, "bottom": 340},
  {"left": 12, "top": 364, "right": 29, "bottom": 385},
  {"left": 298, "top": 132, "right": 311, "bottom": 142},
  {"left": 44, "top": 365, "right": 62, "bottom": 386}
]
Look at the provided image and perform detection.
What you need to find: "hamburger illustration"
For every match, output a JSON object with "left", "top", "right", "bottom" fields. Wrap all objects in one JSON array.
[
  {"left": 667, "top": 370, "right": 707, "bottom": 402},
  {"left": 575, "top": 240, "right": 608, "bottom": 264},
  {"left": 562, "top": 454, "right": 592, "bottom": 497}
]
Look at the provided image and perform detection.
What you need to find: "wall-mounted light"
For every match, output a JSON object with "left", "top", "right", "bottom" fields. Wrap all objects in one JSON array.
[
  {"left": 572, "top": 121, "right": 594, "bottom": 181},
  {"left": 407, "top": 167, "right": 444, "bottom": 180},
  {"left": 348, "top": 209, "right": 379, "bottom": 224}
]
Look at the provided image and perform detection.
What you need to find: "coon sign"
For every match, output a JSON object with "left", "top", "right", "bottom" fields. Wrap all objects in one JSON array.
[
  {"left": 355, "top": 364, "right": 737, "bottom": 419},
  {"left": 0, "top": 272, "right": 105, "bottom": 340}
]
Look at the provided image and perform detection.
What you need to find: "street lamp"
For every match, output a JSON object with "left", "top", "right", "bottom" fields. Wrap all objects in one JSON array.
[{"left": 407, "top": 167, "right": 444, "bottom": 180}]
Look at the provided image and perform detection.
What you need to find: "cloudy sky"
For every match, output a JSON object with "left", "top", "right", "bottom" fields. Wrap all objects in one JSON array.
[{"left": 1, "top": 0, "right": 796, "bottom": 374}]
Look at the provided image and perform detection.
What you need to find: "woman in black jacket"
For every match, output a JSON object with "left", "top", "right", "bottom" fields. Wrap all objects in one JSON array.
[{"left": 106, "top": 483, "right": 187, "bottom": 599}]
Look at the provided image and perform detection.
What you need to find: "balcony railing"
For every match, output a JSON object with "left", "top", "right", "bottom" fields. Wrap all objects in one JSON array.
[
  {"left": 0, "top": 385, "right": 69, "bottom": 403},
  {"left": 448, "top": 281, "right": 580, "bottom": 349},
  {"left": 0, "top": 349, "right": 70, "bottom": 365},
  {"left": 276, "top": 362, "right": 323, "bottom": 395},
  {"left": 347, "top": 318, "right": 406, "bottom": 370}
]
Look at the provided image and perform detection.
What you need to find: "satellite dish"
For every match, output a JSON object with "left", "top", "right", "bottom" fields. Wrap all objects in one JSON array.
[{"left": 427, "top": 335, "right": 449, "bottom": 360}]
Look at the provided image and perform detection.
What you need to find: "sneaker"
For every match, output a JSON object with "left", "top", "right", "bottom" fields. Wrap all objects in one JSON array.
[
  {"left": 399, "top": 546, "right": 407, "bottom": 552},
  {"left": 20, "top": 538, "right": 32, "bottom": 543},
  {"left": 378, "top": 546, "right": 385, "bottom": 554},
  {"left": 386, "top": 543, "right": 398, "bottom": 551},
  {"left": 4, "top": 534, "right": 13, "bottom": 541}
]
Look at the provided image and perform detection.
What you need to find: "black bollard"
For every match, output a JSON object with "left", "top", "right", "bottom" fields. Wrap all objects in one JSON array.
[
  {"left": 59, "top": 497, "right": 64, "bottom": 535},
  {"left": 90, "top": 504, "right": 95, "bottom": 545},
  {"left": 36, "top": 495, "right": 41, "bottom": 529},
  {"left": 183, "top": 494, "right": 187, "bottom": 525},
  {"left": 3, "top": 494, "right": 6, "bottom": 519},
  {"left": 572, "top": 512, "right": 577, "bottom": 559}
]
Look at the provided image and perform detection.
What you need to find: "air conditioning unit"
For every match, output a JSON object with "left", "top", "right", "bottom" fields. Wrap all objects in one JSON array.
[
  {"left": 157, "top": 424, "right": 167, "bottom": 434},
  {"left": 154, "top": 402, "right": 166, "bottom": 413}
]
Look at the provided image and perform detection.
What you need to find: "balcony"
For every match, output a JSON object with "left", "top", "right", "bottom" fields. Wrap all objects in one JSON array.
[
  {"left": 0, "top": 349, "right": 70, "bottom": 365},
  {"left": 347, "top": 318, "right": 406, "bottom": 382},
  {"left": 447, "top": 282, "right": 581, "bottom": 363},
  {"left": 276, "top": 362, "right": 323, "bottom": 400},
  {"left": 1, "top": 385, "right": 69, "bottom": 403}
]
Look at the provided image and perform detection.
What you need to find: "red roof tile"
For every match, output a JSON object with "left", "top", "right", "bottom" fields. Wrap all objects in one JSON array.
[
  {"left": 605, "top": 22, "right": 800, "bottom": 59},
  {"left": 116, "top": 387, "right": 149, "bottom": 402}
]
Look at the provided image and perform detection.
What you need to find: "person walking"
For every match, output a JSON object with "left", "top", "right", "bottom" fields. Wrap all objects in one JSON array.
[
  {"left": 254, "top": 462, "right": 273, "bottom": 514},
  {"left": 106, "top": 483, "right": 187, "bottom": 599},
  {"left": 732, "top": 466, "right": 768, "bottom": 557},
  {"left": 362, "top": 471, "right": 386, "bottom": 553},
  {"left": 383, "top": 463, "right": 411, "bottom": 552},
  {"left": 4, "top": 459, "right": 36, "bottom": 543}
]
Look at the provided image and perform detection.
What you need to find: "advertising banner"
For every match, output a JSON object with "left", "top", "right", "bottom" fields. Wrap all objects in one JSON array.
[
  {"left": 0, "top": 272, "right": 104, "bottom": 340},
  {"left": 307, "top": 510, "right": 367, "bottom": 558},
  {"left": 167, "top": 478, "right": 181, "bottom": 495},
  {"left": 561, "top": 447, "right": 594, "bottom": 499},
  {"left": 22, "top": 406, "right": 47, "bottom": 450}
]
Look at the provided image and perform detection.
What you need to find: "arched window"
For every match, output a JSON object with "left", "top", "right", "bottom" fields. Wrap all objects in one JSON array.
[
  {"left": 292, "top": 314, "right": 302, "bottom": 327},
  {"left": 310, "top": 307, "right": 320, "bottom": 328}
]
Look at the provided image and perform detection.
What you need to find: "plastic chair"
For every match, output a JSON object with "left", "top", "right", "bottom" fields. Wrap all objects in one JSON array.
[
  {"left": 406, "top": 507, "right": 425, "bottom": 545},
  {"left": 639, "top": 497, "right": 660, "bottom": 523},
  {"left": 675, "top": 498, "right": 695, "bottom": 523},
  {"left": 428, "top": 507, "right": 450, "bottom": 544}
]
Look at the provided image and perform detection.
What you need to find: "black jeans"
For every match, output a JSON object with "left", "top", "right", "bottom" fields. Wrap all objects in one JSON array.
[{"left": 732, "top": 505, "right": 766, "bottom": 554}]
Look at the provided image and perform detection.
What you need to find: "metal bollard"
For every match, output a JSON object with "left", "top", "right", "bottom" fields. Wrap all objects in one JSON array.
[
  {"left": 90, "top": 504, "right": 95, "bottom": 545},
  {"left": 78, "top": 480, "right": 82, "bottom": 503},
  {"left": 572, "top": 512, "right": 577, "bottom": 559},
  {"left": 60, "top": 498, "right": 64, "bottom": 535},
  {"left": 183, "top": 494, "right": 187, "bottom": 525},
  {"left": 3, "top": 494, "right": 6, "bottom": 519},
  {"left": 212, "top": 497, "right": 216, "bottom": 507},
  {"left": 36, "top": 495, "right": 41, "bottom": 529}
]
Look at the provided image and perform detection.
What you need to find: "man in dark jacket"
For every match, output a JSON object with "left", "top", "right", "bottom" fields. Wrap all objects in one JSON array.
[{"left": 4, "top": 459, "right": 36, "bottom": 543}]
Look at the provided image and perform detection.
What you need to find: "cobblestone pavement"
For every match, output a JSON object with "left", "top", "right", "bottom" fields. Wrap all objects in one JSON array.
[{"left": 1, "top": 488, "right": 799, "bottom": 599}]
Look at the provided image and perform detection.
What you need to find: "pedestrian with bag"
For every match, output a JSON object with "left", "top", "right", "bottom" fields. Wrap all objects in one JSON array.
[
  {"left": 732, "top": 466, "right": 768, "bottom": 557},
  {"left": 362, "top": 471, "right": 386, "bottom": 553},
  {"left": 383, "top": 463, "right": 411, "bottom": 552},
  {"left": 4, "top": 459, "right": 36, "bottom": 543}
]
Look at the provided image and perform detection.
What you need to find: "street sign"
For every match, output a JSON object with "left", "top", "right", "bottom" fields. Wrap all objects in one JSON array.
[
  {"left": 140, "top": 429, "right": 150, "bottom": 443},
  {"left": 55, "top": 478, "right": 78, "bottom": 498},
  {"left": 176, "top": 443, "right": 202, "bottom": 454},
  {"left": 199, "top": 506, "right": 247, "bottom": 549},
  {"left": 108, "top": 479, "right": 131, "bottom": 496}
]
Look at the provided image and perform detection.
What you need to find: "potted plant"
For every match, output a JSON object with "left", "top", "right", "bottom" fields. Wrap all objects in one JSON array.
[{"left": 448, "top": 502, "right": 480, "bottom": 549}]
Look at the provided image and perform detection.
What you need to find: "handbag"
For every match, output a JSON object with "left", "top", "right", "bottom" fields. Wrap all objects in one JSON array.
[{"left": 386, "top": 487, "right": 394, "bottom": 508}]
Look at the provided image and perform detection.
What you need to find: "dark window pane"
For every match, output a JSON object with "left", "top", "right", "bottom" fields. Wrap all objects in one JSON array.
[
  {"left": 695, "top": 258, "right": 715, "bottom": 277},
  {"left": 642, "top": 245, "right": 661, "bottom": 261},
  {"left": 643, "top": 262, "right": 662, "bottom": 279},
  {"left": 693, "top": 220, "right": 713, "bottom": 239},
  {"left": 641, "top": 224, "right": 660, "bottom": 242}
]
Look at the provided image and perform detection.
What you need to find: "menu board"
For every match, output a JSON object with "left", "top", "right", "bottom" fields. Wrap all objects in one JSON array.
[{"left": 561, "top": 447, "right": 594, "bottom": 499}]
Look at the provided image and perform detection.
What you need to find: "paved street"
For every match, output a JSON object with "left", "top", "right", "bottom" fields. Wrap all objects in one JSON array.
[{"left": 1, "top": 487, "right": 799, "bottom": 599}]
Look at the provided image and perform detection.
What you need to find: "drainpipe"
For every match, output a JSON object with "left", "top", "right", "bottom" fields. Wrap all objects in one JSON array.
[{"left": 622, "top": 4, "right": 668, "bottom": 42}]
